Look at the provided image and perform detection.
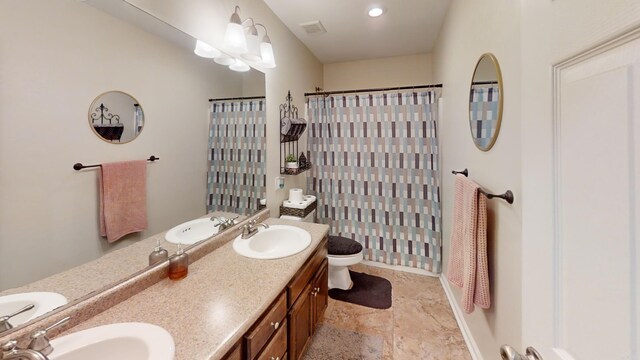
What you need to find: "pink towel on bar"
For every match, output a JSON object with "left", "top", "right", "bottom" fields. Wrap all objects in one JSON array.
[
  {"left": 99, "top": 160, "right": 148, "bottom": 243},
  {"left": 447, "top": 174, "right": 490, "bottom": 313}
]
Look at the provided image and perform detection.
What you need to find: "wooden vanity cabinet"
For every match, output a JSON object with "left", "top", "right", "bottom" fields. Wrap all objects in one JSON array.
[
  {"left": 221, "top": 341, "right": 243, "bottom": 360},
  {"left": 286, "top": 239, "right": 329, "bottom": 360},
  {"left": 245, "top": 291, "right": 288, "bottom": 359},
  {"left": 225, "top": 237, "right": 328, "bottom": 360},
  {"left": 311, "top": 260, "right": 328, "bottom": 327}
]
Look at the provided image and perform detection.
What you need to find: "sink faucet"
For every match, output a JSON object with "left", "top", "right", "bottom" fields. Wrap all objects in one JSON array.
[
  {"left": 0, "top": 304, "right": 34, "bottom": 334},
  {"left": 1, "top": 316, "right": 70, "bottom": 360},
  {"left": 1, "top": 341, "right": 48, "bottom": 360},
  {"left": 210, "top": 215, "right": 239, "bottom": 231},
  {"left": 241, "top": 219, "right": 269, "bottom": 239}
]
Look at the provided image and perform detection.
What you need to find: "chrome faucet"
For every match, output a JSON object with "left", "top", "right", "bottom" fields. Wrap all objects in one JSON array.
[
  {"left": 241, "top": 219, "right": 269, "bottom": 239},
  {"left": 1, "top": 341, "right": 48, "bottom": 360},
  {"left": 210, "top": 215, "right": 239, "bottom": 231},
  {"left": 1, "top": 316, "right": 70, "bottom": 360},
  {"left": 0, "top": 304, "right": 35, "bottom": 334}
]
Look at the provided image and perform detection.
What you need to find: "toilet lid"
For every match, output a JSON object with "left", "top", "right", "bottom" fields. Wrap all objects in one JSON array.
[{"left": 328, "top": 235, "right": 363, "bottom": 256}]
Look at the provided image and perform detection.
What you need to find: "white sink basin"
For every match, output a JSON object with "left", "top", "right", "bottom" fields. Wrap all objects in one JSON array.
[
  {"left": 165, "top": 218, "right": 220, "bottom": 245},
  {"left": 233, "top": 225, "right": 311, "bottom": 259},
  {"left": 50, "top": 322, "right": 174, "bottom": 360},
  {"left": 0, "top": 292, "right": 67, "bottom": 327}
]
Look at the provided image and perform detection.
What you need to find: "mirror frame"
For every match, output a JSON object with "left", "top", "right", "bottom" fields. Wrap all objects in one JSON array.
[
  {"left": 88, "top": 90, "right": 144, "bottom": 144},
  {"left": 468, "top": 53, "right": 504, "bottom": 151}
]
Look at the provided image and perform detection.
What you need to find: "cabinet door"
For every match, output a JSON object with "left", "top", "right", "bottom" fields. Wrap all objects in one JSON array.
[
  {"left": 221, "top": 341, "right": 242, "bottom": 360},
  {"left": 288, "top": 282, "right": 313, "bottom": 360},
  {"left": 311, "top": 260, "right": 328, "bottom": 332}
]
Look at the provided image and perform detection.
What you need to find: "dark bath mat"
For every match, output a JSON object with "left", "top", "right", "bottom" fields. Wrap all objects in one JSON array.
[
  {"left": 328, "top": 271, "right": 392, "bottom": 309},
  {"left": 302, "top": 323, "right": 383, "bottom": 360}
]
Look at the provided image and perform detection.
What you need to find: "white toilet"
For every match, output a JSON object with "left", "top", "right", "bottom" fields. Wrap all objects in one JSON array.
[
  {"left": 325, "top": 236, "right": 363, "bottom": 290},
  {"left": 280, "top": 212, "right": 363, "bottom": 290}
]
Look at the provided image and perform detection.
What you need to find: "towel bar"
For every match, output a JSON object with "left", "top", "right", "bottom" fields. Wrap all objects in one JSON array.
[
  {"left": 73, "top": 155, "right": 159, "bottom": 171},
  {"left": 451, "top": 169, "right": 468, "bottom": 177},
  {"left": 451, "top": 169, "right": 514, "bottom": 204}
]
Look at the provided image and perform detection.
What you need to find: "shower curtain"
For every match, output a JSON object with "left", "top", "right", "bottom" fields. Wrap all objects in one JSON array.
[
  {"left": 207, "top": 99, "right": 266, "bottom": 214},
  {"left": 306, "top": 90, "right": 442, "bottom": 273}
]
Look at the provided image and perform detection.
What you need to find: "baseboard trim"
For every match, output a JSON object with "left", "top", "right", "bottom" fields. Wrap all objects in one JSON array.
[
  {"left": 360, "top": 260, "right": 439, "bottom": 277},
  {"left": 439, "top": 276, "right": 483, "bottom": 360}
]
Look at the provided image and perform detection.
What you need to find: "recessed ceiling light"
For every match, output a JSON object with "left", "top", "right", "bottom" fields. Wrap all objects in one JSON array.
[{"left": 368, "top": 7, "right": 385, "bottom": 17}]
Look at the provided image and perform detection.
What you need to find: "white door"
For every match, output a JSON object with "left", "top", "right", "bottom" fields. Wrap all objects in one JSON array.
[{"left": 517, "top": 31, "right": 640, "bottom": 360}]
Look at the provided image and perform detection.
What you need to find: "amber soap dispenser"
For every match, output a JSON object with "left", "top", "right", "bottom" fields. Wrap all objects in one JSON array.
[{"left": 169, "top": 243, "right": 189, "bottom": 280}]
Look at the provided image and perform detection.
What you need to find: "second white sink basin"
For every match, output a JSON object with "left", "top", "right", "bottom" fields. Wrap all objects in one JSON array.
[
  {"left": 165, "top": 218, "right": 220, "bottom": 245},
  {"left": 0, "top": 292, "right": 67, "bottom": 327},
  {"left": 233, "top": 225, "right": 311, "bottom": 259},
  {"left": 50, "top": 322, "right": 174, "bottom": 360}
]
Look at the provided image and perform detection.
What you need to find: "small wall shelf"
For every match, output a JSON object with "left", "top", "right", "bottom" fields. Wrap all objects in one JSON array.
[
  {"left": 281, "top": 165, "right": 310, "bottom": 176},
  {"left": 280, "top": 91, "right": 309, "bottom": 175}
]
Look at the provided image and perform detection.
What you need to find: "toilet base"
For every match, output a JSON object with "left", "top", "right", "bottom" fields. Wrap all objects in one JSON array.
[
  {"left": 328, "top": 265, "right": 353, "bottom": 290},
  {"left": 327, "top": 251, "right": 363, "bottom": 290}
]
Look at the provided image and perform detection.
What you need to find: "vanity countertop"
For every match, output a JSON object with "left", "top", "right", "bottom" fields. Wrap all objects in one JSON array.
[{"left": 59, "top": 218, "right": 329, "bottom": 360}]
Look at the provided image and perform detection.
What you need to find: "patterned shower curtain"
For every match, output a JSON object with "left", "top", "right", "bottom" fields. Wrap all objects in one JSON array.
[
  {"left": 306, "top": 90, "right": 442, "bottom": 273},
  {"left": 207, "top": 99, "right": 266, "bottom": 214},
  {"left": 469, "top": 84, "right": 500, "bottom": 149}
]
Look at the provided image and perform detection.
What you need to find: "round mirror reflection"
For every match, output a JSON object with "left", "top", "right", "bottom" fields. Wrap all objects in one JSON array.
[
  {"left": 88, "top": 91, "right": 144, "bottom": 143},
  {"left": 469, "top": 53, "right": 503, "bottom": 151}
]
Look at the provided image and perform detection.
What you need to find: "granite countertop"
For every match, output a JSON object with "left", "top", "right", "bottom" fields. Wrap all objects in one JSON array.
[{"left": 59, "top": 218, "right": 329, "bottom": 360}]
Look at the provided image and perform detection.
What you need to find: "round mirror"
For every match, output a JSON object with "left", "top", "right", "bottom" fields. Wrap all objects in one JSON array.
[
  {"left": 469, "top": 53, "right": 503, "bottom": 151},
  {"left": 88, "top": 91, "right": 144, "bottom": 143}
]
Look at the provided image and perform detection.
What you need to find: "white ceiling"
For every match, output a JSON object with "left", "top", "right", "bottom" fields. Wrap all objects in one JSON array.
[{"left": 263, "top": 0, "right": 451, "bottom": 64}]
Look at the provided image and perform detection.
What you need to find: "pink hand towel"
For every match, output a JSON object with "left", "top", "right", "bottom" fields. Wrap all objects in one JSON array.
[
  {"left": 99, "top": 160, "right": 148, "bottom": 243},
  {"left": 447, "top": 174, "right": 490, "bottom": 313}
]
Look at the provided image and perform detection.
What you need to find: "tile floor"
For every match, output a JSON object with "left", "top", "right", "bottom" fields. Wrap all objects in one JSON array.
[{"left": 311, "top": 263, "right": 472, "bottom": 360}]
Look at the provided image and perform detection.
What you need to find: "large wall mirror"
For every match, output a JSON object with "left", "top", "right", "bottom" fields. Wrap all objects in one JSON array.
[
  {"left": 0, "top": 0, "right": 266, "bottom": 336},
  {"left": 469, "top": 53, "right": 504, "bottom": 151}
]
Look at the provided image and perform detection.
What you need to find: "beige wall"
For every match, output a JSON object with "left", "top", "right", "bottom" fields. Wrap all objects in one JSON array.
[
  {"left": 432, "top": 0, "right": 522, "bottom": 358},
  {"left": 0, "top": 0, "right": 248, "bottom": 289},
  {"left": 323, "top": 54, "right": 434, "bottom": 90},
  {"left": 126, "top": 0, "right": 323, "bottom": 216}
]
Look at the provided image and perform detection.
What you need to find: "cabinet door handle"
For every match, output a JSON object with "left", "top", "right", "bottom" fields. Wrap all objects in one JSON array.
[
  {"left": 270, "top": 357, "right": 280, "bottom": 360},
  {"left": 315, "top": 287, "right": 321, "bottom": 293},
  {"left": 270, "top": 321, "right": 280, "bottom": 330}
]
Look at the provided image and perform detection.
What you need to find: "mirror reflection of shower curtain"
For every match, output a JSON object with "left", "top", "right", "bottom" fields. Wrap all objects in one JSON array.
[
  {"left": 134, "top": 105, "right": 143, "bottom": 136},
  {"left": 207, "top": 99, "right": 266, "bottom": 214},
  {"left": 306, "top": 90, "right": 442, "bottom": 273},
  {"left": 469, "top": 84, "right": 500, "bottom": 148}
]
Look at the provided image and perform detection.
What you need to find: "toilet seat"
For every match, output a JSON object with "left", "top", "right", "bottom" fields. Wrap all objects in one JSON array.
[{"left": 328, "top": 235, "right": 363, "bottom": 256}]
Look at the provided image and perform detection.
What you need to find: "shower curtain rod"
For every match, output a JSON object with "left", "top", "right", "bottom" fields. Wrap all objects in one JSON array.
[
  {"left": 471, "top": 81, "right": 498, "bottom": 85},
  {"left": 208, "top": 96, "right": 266, "bottom": 102},
  {"left": 304, "top": 84, "right": 443, "bottom": 97}
]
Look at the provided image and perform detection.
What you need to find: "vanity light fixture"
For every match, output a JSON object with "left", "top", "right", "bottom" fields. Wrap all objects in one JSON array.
[
  {"left": 194, "top": 39, "right": 221, "bottom": 58},
  {"left": 229, "top": 58, "right": 250, "bottom": 72},
  {"left": 257, "top": 24, "right": 276, "bottom": 68},
  {"left": 214, "top": 53, "right": 235, "bottom": 66},
  {"left": 241, "top": 19, "right": 261, "bottom": 62},
  {"left": 222, "top": 6, "right": 277, "bottom": 68},
  {"left": 224, "top": 6, "right": 248, "bottom": 53},
  {"left": 368, "top": 7, "right": 385, "bottom": 17}
]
